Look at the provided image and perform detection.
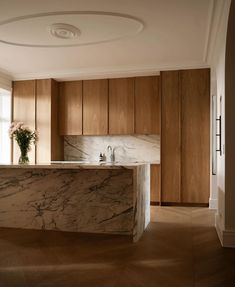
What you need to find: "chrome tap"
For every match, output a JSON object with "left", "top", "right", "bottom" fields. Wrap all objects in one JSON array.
[{"left": 107, "top": 145, "right": 114, "bottom": 162}]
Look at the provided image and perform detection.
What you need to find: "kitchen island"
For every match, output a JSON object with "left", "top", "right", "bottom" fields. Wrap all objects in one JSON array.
[{"left": 0, "top": 163, "right": 150, "bottom": 242}]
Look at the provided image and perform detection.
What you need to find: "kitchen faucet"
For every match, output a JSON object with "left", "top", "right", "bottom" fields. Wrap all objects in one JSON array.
[
  {"left": 107, "top": 145, "right": 114, "bottom": 162},
  {"left": 107, "top": 145, "right": 125, "bottom": 162}
]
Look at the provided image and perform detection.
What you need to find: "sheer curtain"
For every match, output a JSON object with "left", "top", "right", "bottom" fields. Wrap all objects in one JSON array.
[{"left": 0, "top": 88, "right": 11, "bottom": 164}]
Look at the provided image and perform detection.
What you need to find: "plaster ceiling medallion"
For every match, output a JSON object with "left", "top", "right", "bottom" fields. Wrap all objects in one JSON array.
[
  {"left": 49, "top": 23, "right": 81, "bottom": 39},
  {"left": 0, "top": 11, "right": 144, "bottom": 48}
]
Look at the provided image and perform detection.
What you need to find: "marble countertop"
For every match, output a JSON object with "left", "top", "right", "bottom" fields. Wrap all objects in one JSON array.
[{"left": 0, "top": 161, "right": 160, "bottom": 170}]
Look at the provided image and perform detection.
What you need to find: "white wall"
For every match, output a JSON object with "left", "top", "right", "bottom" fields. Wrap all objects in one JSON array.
[
  {"left": 210, "top": 79, "right": 217, "bottom": 209},
  {"left": 209, "top": 0, "right": 231, "bottom": 213}
]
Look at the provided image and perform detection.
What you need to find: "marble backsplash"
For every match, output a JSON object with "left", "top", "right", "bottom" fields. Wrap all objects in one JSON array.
[{"left": 64, "top": 135, "right": 160, "bottom": 163}]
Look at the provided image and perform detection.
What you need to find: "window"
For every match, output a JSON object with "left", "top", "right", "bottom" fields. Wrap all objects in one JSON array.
[{"left": 0, "top": 88, "right": 11, "bottom": 164}]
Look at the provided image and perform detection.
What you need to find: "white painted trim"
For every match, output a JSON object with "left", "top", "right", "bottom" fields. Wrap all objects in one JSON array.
[
  {"left": 12, "top": 62, "right": 210, "bottom": 81},
  {"left": 215, "top": 213, "right": 223, "bottom": 245},
  {"left": 223, "top": 230, "right": 235, "bottom": 248},
  {"left": 203, "top": 0, "right": 215, "bottom": 62},
  {"left": 209, "top": 198, "right": 217, "bottom": 209},
  {"left": 215, "top": 214, "right": 235, "bottom": 248},
  {"left": 206, "top": 0, "right": 231, "bottom": 64}
]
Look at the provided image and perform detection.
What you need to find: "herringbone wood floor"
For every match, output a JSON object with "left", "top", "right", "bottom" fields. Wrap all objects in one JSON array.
[{"left": 0, "top": 207, "right": 235, "bottom": 287}]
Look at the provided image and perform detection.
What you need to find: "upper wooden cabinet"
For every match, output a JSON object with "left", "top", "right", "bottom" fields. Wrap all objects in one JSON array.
[
  {"left": 59, "top": 76, "right": 160, "bottom": 135},
  {"left": 109, "top": 78, "right": 135, "bottom": 135},
  {"left": 83, "top": 79, "right": 108, "bottom": 135},
  {"left": 135, "top": 76, "right": 160, "bottom": 134},
  {"left": 59, "top": 81, "right": 83, "bottom": 135},
  {"left": 13, "top": 80, "right": 36, "bottom": 163}
]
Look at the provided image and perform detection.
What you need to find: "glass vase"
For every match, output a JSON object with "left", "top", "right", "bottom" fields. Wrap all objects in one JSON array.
[{"left": 18, "top": 149, "right": 29, "bottom": 165}]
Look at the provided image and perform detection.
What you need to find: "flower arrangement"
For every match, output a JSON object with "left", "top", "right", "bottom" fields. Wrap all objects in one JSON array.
[{"left": 9, "top": 122, "right": 38, "bottom": 164}]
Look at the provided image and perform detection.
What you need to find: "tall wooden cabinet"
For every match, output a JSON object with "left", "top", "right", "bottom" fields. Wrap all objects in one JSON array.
[
  {"left": 161, "top": 71, "right": 181, "bottom": 203},
  {"left": 12, "top": 79, "right": 63, "bottom": 164},
  {"left": 109, "top": 78, "right": 135, "bottom": 135},
  {"left": 83, "top": 79, "right": 108, "bottom": 135},
  {"left": 13, "top": 80, "right": 36, "bottom": 163},
  {"left": 150, "top": 164, "right": 161, "bottom": 203},
  {"left": 36, "top": 79, "right": 63, "bottom": 163},
  {"left": 135, "top": 76, "right": 160, "bottom": 134},
  {"left": 161, "top": 68, "right": 210, "bottom": 204},
  {"left": 181, "top": 69, "right": 210, "bottom": 203}
]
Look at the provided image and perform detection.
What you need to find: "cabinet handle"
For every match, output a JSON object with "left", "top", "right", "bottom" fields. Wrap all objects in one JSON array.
[{"left": 216, "top": 116, "right": 222, "bottom": 156}]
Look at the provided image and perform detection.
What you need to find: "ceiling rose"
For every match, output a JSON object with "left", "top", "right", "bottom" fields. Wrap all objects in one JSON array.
[
  {"left": 49, "top": 23, "right": 81, "bottom": 39},
  {"left": 0, "top": 11, "right": 144, "bottom": 48}
]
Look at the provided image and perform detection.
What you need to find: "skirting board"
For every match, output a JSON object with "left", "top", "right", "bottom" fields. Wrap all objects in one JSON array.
[
  {"left": 209, "top": 198, "right": 218, "bottom": 209},
  {"left": 215, "top": 214, "right": 235, "bottom": 248}
]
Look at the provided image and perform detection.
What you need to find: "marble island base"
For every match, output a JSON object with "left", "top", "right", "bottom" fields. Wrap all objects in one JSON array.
[{"left": 0, "top": 164, "right": 150, "bottom": 242}]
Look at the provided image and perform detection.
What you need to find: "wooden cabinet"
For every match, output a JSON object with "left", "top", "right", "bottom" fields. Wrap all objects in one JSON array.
[
  {"left": 135, "top": 76, "right": 160, "bottom": 134},
  {"left": 160, "top": 68, "right": 210, "bottom": 205},
  {"left": 12, "top": 80, "right": 36, "bottom": 163},
  {"left": 59, "top": 81, "right": 82, "bottom": 135},
  {"left": 59, "top": 76, "right": 160, "bottom": 136},
  {"left": 83, "top": 79, "right": 108, "bottom": 135},
  {"left": 161, "top": 71, "right": 181, "bottom": 203},
  {"left": 150, "top": 164, "right": 161, "bottom": 203},
  {"left": 12, "top": 79, "right": 63, "bottom": 164},
  {"left": 181, "top": 69, "right": 210, "bottom": 204},
  {"left": 36, "top": 79, "right": 63, "bottom": 163},
  {"left": 109, "top": 78, "right": 135, "bottom": 134},
  {"left": 36, "top": 79, "right": 51, "bottom": 163}
]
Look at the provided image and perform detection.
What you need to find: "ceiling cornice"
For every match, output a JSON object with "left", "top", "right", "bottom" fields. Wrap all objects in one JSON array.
[
  {"left": 203, "top": 0, "right": 215, "bottom": 63},
  {"left": 12, "top": 61, "right": 209, "bottom": 82},
  {"left": 204, "top": 0, "right": 231, "bottom": 64}
]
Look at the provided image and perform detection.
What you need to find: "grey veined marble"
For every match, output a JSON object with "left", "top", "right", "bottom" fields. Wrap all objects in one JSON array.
[
  {"left": 0, "top": 164, "right": 150, "bottom": 242},
  {"left": 64, "top": 135, "right": 160, "bottom": 163}
]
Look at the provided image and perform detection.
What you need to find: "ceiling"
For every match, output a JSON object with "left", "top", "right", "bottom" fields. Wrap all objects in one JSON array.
[{"left": 0, "top": 0, "right": 215, "bottom": 81}]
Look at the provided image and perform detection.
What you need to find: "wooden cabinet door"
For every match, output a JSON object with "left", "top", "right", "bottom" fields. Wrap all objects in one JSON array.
[
  {"left": 150, "top": 164, "right": 161, "bottom": 203},
  {"left": 36, "top": 79, "right": 63, "bottom": 163},
  {"left": 181, "top": 69, "right": 210, "bottom": 204},
  {"left": 51, "top": 80, "right": 64, "bottom": 161},
  {"left": 161, "top": 71, "right": 181, "bottom": 203},
  {"left": 13, "top": 80, "right": 36, "bottom": 163},
  {"left": 135, "top": 76, "right": 160, "bottom": 134},
  {"left": 83, "top": 79, "right": 108, "bottom": 135},
  {"left": 59, "top": 81, "right": 82, "bottom": 135},
  {"left": 109, "top": 78, "right": 134, "bottom": 134},
  {"left": 36, "top": 79, "right": 52, "bottom": 163}
]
